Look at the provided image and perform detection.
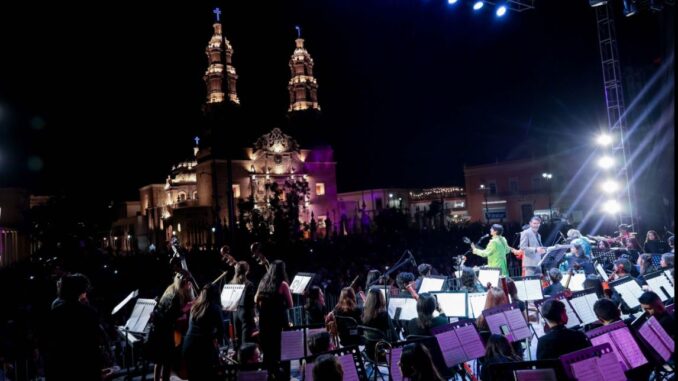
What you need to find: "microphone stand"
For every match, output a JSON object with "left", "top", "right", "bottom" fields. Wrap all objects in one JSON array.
[{"left": 366, "top": 250, "right": 411, "bottom": 331}]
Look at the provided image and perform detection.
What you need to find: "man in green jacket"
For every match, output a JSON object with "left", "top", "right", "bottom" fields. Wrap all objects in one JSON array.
[{"left": 471, "top": 224, "right": 510, "bottom": 276}]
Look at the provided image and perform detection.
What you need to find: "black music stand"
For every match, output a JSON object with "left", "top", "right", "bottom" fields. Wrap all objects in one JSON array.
[
  {"left": 538, "top": 247, "right": 569, "bottom": 272},
  {"left": 280, "top": 324, "right": 327, "bottom": 362}
]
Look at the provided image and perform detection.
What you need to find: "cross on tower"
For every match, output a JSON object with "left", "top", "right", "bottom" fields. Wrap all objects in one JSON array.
[
  {"left": 295, "top": 25, "right": 301, "bottom": 38},
  {"left": 194, "top": 136, "right": 200, "bottom": 146},
  {"left": 213, "top": 7, "right": 222, "bottom": 22}
]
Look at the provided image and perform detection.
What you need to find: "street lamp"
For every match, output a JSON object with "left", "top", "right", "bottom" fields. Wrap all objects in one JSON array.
[{"left": 542, "top": 173, "right": 553, "bottom": 220}]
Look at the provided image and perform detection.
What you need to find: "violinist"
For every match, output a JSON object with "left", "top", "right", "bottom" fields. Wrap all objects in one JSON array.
[
  {"left": 396, "top": 272, "right": 417, "bottom": 297},
  {"left": 414, "top": 263, "right": 433, "bottom": 292},
  {"left": 566, "top": 229, "right": 592, "bottom": 257},
  {"left": 566, "top": 242, "right": 595, "bottom": 275},
  {"left": 459, "top": 266, "right": 486, "bottom": 293},
  {"left": 404, "top": 293, "right": 447, "bottom": 337}
]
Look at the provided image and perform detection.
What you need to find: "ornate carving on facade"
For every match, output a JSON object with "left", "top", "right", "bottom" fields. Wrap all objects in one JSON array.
[{"left": 254, "top": 128, "right": 300, "bottom": 154}]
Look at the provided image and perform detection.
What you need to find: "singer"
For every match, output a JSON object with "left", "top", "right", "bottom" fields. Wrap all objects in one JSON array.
[{"left": 471, "top": 224, "right": 510, "bottom": 276}]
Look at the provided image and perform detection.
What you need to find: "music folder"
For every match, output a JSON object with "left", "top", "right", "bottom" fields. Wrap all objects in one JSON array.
[
  {"left": 430, "top": 320, "right": 486, "bottom": 367},
  {"left": 432, "top": 291, "right": 467, "bottom": 318},
  {"left": 559, "top": 343, "right": 626, "bottom": 381},
  {"left": 418, "top": 275, "right": 447, "bottom": 293},
  {"left": 220, "top": 284, "right": 245, "bottom": 312},
  {"left": 482, "top": 302, "right": 531, "bottom": 343},
  {"left": 609, "top": 277, "right": 644, "bottom": 310},
  {"left": 289, "top": 272, "right": 315, "bottom": 295},
  {"left": 510, "top": 276, "right": 543, "bottom": 301},
  {"left": 643, "top": 270, "right": 674, "bottom": 301},
  {"left": 585, "top": 320, "right": 648, "bottom": 371},
  {"left": 637, "top": 315, "right": 674, "bottom": 362}
]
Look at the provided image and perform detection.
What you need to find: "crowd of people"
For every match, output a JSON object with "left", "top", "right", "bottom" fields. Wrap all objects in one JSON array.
[{"left": 0, "top": 218, "right": 674, "bottom": 380}]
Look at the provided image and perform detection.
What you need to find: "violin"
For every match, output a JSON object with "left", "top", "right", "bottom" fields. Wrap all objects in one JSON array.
[
  {"left": 250, "top": 243, "right": 270, "bottom": 270},
  {"left": 405, "top": 281, "right": 419, "bottom": 301}
]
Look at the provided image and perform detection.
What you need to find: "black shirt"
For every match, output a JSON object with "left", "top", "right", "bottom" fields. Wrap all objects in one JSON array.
[{"left": 536, "top": 325, "right": 591, "bottom": 360}]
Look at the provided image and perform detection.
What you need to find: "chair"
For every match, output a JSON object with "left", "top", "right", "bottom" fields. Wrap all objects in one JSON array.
[
  {"left": 336, "top": 315, "right": 362, "bottom": 347},
  {"left": 358, "top": 325, "right": 389, "bottom": 381}
]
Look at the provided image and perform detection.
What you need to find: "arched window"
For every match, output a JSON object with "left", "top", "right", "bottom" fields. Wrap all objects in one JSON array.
[{"left": 178, "top": 192, "right": 187, "bottom": 202}]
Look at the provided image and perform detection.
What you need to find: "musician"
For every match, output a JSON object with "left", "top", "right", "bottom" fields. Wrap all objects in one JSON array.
[
  {"left": 519, "top": 216, "right": 546, "bottom": 276},
  {"left": 361, "top": 288, "right": 398, "bottom": 343},
  {"left": 460, "top": 266, "right": 486, "bottom": 293},
  {"left": 397, "top": 342, "right": 446, "bottom": 381},
  {"left": 307, "top": 331, "right": 334, "bottom": 355},
  {"left": 395, "top": 272, "right": 416, "bottom": 297},
  {"left": 255, "top": 260, "right": 293, "bottom": 376},
  {"left": 312, "top": 354, "right": 344, "bottom": 381},
  {"left": 542, "top": 268, "right": 565, "bottom": 296},
  {"left": 238, "top": 342, "right": 261, "bottom": 364},
  {"left": 476, "top": 287, "right": 510, "bottom": 331},
  {"left": 182, "top": 283, "right": 225, "bottom": 381},
  {"left": 230, "top": 261, "right": 256, "bottom": 348},
  {"left": 536, "top": 300, "right": 591, "bottom": 360},
  {"left": 635, "top": 254, "right": 655, "bottom": 285},
  {"left": 618, "top": 224, "right": 642, "bottom": 252},
  {"left": 567, "top": 242, "right": 595, "bottom": 275},
  {"left": 304, "top": 286, "right": 327, "bottom": 325},
  {"left": 592, "top": 298, "right": 622, "bottom": 325},
  {"left": 46, "top": 273, "right": 104, "bottom": 381},
  {"left": 480, "top": 334, "right": 522, "bottom": 381},
  {"left": 415, "top": 263, "right": 433, "bottom": 292},
  {"left": 566, "top": 229, "right": 592, "bottom": 257},
  {"left": 325, "top": 287, "right": 362, "bottom": 346},
  {"left": 643, "top": 230, "right": 664, "bottom": 253},
  {"left": 404, "top": 293, "right": 447, "bottom": 337},
  {"left": 638, "top": 291, "right": 675, "bottom": 338},
  {"left": 660, "top": 252, "right": 674, "bottom": 270},
  {"left": 471, "top": 224, "right": 510, "bottom": 276}
]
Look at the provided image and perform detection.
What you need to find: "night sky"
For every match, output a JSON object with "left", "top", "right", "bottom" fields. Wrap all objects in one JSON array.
[{"left": 0, "top": 1, "right": 673, "bottom": 207}]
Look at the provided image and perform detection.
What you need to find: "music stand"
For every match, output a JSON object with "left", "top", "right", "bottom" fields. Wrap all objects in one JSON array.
[
  {"left": 636, "top": 316, "right": 674, "bottom": 364},
  {"left": 387, "top": 296, "right": 418, "bottom": 321},
  {"left": 120, "top": 298, "right": 156, "bottom": 380},
  {"left": 289, "top": 272, "right": 315, "bottom": 295},
  {"left": 431, "top": 291, "right": 468, "bottom": 318},
  {"left": 485, "top": 360, "right": 566, "bottom": 381},
  {"left": 221, "top": 284, "right": 246, "bottom": 312},
  {"left": 644, "top": 270, "right": 674, "bottom": 301},
  {"left": 111, "top": 290, "right": 139, "bottom": 378},
  {"left": 609, "top": 277, "right": 644, "bottom": 311},
  {"left": 559, "top": 343, "right": 626, "bottom": 381},
  {"left": 565, "top": 272, "right": 587, "bottom": 292},
  {"left": 388, "top": 338, "right": 453, "bottom": 381},
  {"left": 510, "top": 276, "right": 544, "bottom": 301},
  {"left": 534, "top": 292, "right": 583, "bottom": 329},
  {"left": 566, "top": 289, "right": 600, "bottom": 326},
  {"left": 418, "top": 275, "right": 448, "bottom": 294},
  {"left": 539, "top": 246, "right": 569, "bottom": 271},
  {"left": 429, "top": 320, "right": 486, "bottom": 368},
  {"left": 482, "top": 302, "right": 531, "bottom": 343},
  {"left": 301, "top": 346, "right": 367, "bottom": 381},
  {"left": 478, "top": 267, "right": 501, "bottom": 288},
  {"left": 585, "top": 320, "right": 649, "bottom": 372},
  {"left": 467, "top": 292, "right": 488, "bottom": 319},
  {"left": 280, "top": 324, "right": 326, "bottom": 361},
  {"left": 592, "top": 248, "right": 617, "bottom": 267}
]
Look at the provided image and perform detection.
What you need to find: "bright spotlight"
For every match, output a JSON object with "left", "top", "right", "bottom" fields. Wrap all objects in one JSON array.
[
  {"left": 602, "top": 199, "right": 621, "bottom": 214},
  {"left": 496, "top": 5, "right": 507, "bottom": 16},
  {"left": 448, "top": 0, "right": 459, "bottom": 4},
  {"left": 596, "top": 133, "right": 613, "bottom": 146},
  {"left": 589, "top": 0, "right": 608, "bottom": 7},
  {"left": 600, "top": 179, "right": 620, "bottom": 193},
  {"left": 473, "top": 1, "right": 484, "bottom": 10},
  {"left": 597, "top": 156, "right": 615, "bottom": 169}
]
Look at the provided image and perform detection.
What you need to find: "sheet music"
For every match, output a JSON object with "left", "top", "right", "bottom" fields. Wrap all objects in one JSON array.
[
  {"left": 597, "top": 351, "right": 627, "bottom": 381},
  {"left": 478, "top": 268, "right": 500, "bottom": 289},
  {"left": 419, "top": 277, "right": 446, "bottom": 293},
  {"left": 562, "top": 298, "right": 582, "bottom": 328},
  {"left": 571, "top": 357, "right": 602, "bottom": 381},
  {"left": 569, "top": 294, "right": 598, "bottom": 326},
  {"left": 289, "top": 275, "right": 313, "bottom": 294},
  {"left": 468, "top": 292, "right": 487, "bottom": 319},
  {"left": 514, "top": 369, "right": 557, "bottom": 381},
  {"left": 280, "top": 330, "right": 304, "bottom": 361},
  {"left": 389, "top": 347, "right": 404, "bottom": 381},
  {"left": 399, "top": 298, "right": 418, "bottom": 320},
  {"left": 639, "top": 317, "right": 673, "bottom": 361},
  {"left": 434, "top": 293, "right": 467, "bottom": 317},
  {"left": 590, "top": 335, "right": 627, "bottom": 371},
  {"left": 609, "top": 328, "right": 647, "bottom": 369},
  {"left": 454, "top": 324, "right": 486, "bottom": 360},
  {"left": 664, "top": 270, "right": 674, "bottom": 286},
  {"left": 485, "top": 312, "right": 510, "bottom": 338},
  {"left": 614, "top": 280, "right": 642, "bottom": 309},
  {"left": 646, "top": 273, "right": 674, "bottom": 300},
  {"left": 515, "top": 281, "right": 528, "bottom": 302},
  {"left": 596, "top": 263, "right": 609, "bottom": 282},
  {"left": 435, "top": 329, "right": 467, "bottom": 367},
  {"left": 505, "top": 309, "right": 531, "bottom": 341},
  {"left": 524, "top": 279, "right": 544, "bottom": 301},
  {"left": 220, "top": 284, "right": 245, "bottom": 312},
  {"left": 237, "top": 370, "right": 268, "bottom": 381},
  {"left": 338, "top": 354, "right": 360, "bottom": 381},
  {"left": 568, "top": 273, "right": 586, "bottom": 292},
  {"left": 112, "top": 290, "right": 138, "bottom": 315},
  {"left": 387, "top": 298, "right": 409, "bottom": 319},
  {"left": 124, "top": 298, "right": 156, "bottom": 333}
]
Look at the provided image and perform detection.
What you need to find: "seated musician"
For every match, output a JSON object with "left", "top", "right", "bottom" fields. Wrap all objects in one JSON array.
[
  {"left": 396, "top": 272, "right": 417, "bottom": 297},
  {"left": 415, "top": 263, "right": 433, "bottom": 292},
  {"left": 460, "top": 266, "right": 486, "bottom": 293},
  {"left": 313, "top": 354, "right": 344, "bottom": 381},
  {"left": 567, "top": 229, "right": 592, "bottom": 257},
  {"left": 536, "top": 300, "right": 591, "bottom": 360},
  {"left": 307, "top": 331, "right": 335, "bottom": 355},
  {"left": 238, "top": 342, "right": 262, "bottom": 364},
  {"left": 404, "top": 293, "right": 447, "bottom": 337},
  {"left": 362, "top": 288, "right": 398, "bottom": 341},
  {"left": 543, "top": 268, "right": 565, "bottom": 296},
  {"left": 639, "top": 291, "right": 675, "bottom": 338},
  {"left": 567, "top": 242, "right": 595, "bottom": 275},
  {"left": 476, "top": 287, "right": 510, "bottom": 332},
  {"left": 480, "top": 334, "right": 522, "bottom": 381},
  {"left": 643, "top": 230, "right": 664, "bottom": 254},
  {"left": 660, "top": 252, "right": 674, "bottom": 271},
  {"left": 304, "top": 286, "right": 327, "bottom": 325},
  {"left": 609, "top": 259, "right": 641, "bottom": 314},
  {"left": 593, "top": 298, "right": 622, "bottom": 326},
  {"left": 635, "top": 254, "right": 656, "bottom": 285}
]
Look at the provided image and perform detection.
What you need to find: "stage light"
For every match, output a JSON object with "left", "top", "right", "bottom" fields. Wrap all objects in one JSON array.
[
  {"left": 600, "top": 179, "right": 620, "bottom": 193},
  {"left": 596, "top": 133, "right": 613, "bottom": 146},
  {"left": 649, "top": 0, "right": 663, "bottom": 11},
  {"left": 473, "top": 1, "right": 484, "bottom": 10},
  {"left": 448, "top": 0, "right": 459, "bottom": 4},
  {"left": 602, "top": 199, "right": 621, "bottom": 214},
  {"left": 623, "top": 0, "right": 637, "bottom": 16},
  {"left": 496, "top": 5, "right": 507, "bottom": 17},
  {"left": 597, "top": 156, "right": 615, "bottom": 169},
  {"left": 589, "top": 0, "right": 607, "bottom": 7}
]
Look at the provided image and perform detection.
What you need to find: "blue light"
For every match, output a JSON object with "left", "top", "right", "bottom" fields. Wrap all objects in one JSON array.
[
  {"left": 473, "top": 1, "right": 484, "bottom": 10},
  {"left": 496, "top": 5, "right": 507, "bottom": 16},
  {"left": 448, "top": 0, "right": 459, "bottom": 4}
]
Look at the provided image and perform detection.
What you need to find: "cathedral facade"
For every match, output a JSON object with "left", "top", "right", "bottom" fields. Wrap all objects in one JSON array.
[{"left": 114, "top": 12, "right": 337, "bottom": 250}]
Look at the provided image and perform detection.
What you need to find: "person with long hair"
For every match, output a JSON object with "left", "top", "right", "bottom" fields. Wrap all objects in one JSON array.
[
  {"left": 182, "top": 284, "right": 224, "bottom": 381},
  {"left": 480, "top": 334, "right": 522, "bottom": 381},
  {"left": 325, "top": 287, "right": 362, "bottom": 346},
  {"left": 471, "top": 224, "right": 510, "bottom": 276},
  {"left": 635, "top": 254, "right": 656, "bottom": 285},
  {"left": 476, "top": 287, "right": 509, "bottom": 331},
  {"left": 230, "top": 261, "right": 256, "bottom": 347},
  {"left": 643, "top": 230, "right": 664, "bottom": 253},
  {"left": 304, "top": 285, "right": 327, "bottom": 325},
  {"left": 255, "top": 259, "right": 293, "bottom": 375},
  {"left": 460, "top": 266, "right": 486, "bottom": 292},
  {"left": 147, "top": 270, "right": 194, "bottom": 381},
  {"left": 405, "top": 293, "right": 447, "bottom": 337},
  {"left": 397, "top": 342, "right": 445, "bottom": 381}
]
